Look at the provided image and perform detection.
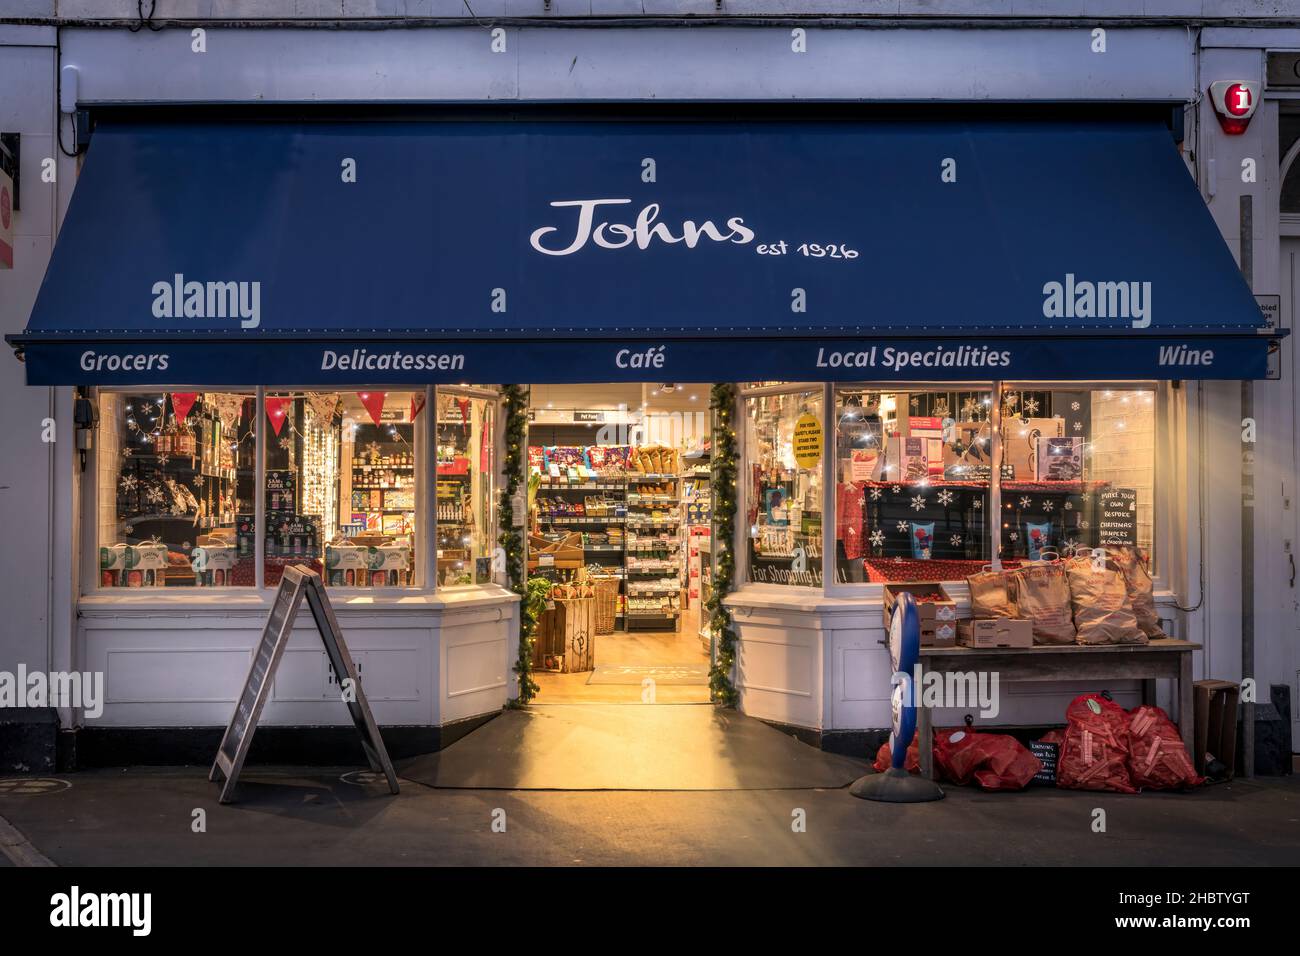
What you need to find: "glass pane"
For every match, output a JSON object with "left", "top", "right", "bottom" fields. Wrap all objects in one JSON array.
[
  {"left": 264, "top": 390, "right": 419, "bottom": 588},
  {"left": 436, "top": 393, "right": 496, "bottom": 587},
  {"left": 999, "top": 386, "right": 1156, "bottom": 566},
  {"left": 98, "top": 391, "right": 255, "bottom": 587},
  {"left": 745, "top": 389, "right": 824, "bottom": 587},
  {"left": 834, "top": 387, "right": 993, "bottom": 584}
]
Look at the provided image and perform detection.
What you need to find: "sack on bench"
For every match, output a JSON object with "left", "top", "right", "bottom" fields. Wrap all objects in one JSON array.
[
  {"left": 1011, "top": 563, "right": 1077, "bottom": 645},
  {"left": 968, "top": 568, "right": 1016, "bottom": 619},
  {"left": 1066, "top": 554, "right": 1146, "bottom": 646},
  {"left": 1108, "top": 546, "right": 1167, "bottom": 640}
]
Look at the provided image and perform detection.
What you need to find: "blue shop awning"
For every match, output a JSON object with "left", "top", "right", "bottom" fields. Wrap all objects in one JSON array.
[{"left": 7, "top": 117, "right": 1279, "bottom": 385}]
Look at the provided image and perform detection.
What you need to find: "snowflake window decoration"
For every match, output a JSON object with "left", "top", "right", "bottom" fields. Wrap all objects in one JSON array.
[
  {"left": 1043, "top": 500, "right": 1055, "bottom": 512},
  {"left": 869, "top": 487, "right": 882, "bottom": 501},
  {"left": 891, "top": 485, "right": 901, "bottom": 495},
  {"left": 910, "top": 495, "right": 927, "bottom": 512},
  {"left": 973, "top": 499, "right": 983, "bottom": 509},
  {"left": 870, "top": 530, "right": 885, "bottom": 547},
  {"left": 1022, "top": 398, "right": 1040, "bottom": 415},
  {"left": 1064, "top": 501, "right": 1074, "bottom": 511},
  {"left": 937, "top": 490, "right": 955, "bottom": 506},
  {"left": 1079, "top": 519, "right": 1091, "bottom": 530},
  {"left": 949, "top": 534, "right": 963, "bottom": 547},
  {"left": 145, "top": 486, "right": 166, "bottom": 506},
  {"left": 1070, "top": 401, "right": 1081, "bottom": 412},
  {"left": 1019, "top": 496, "right": 1032, "bottom": 509},
  {"left": 156, "top": 454, "right": 170, "bottom": 467},
  {"left": 121, "top": 447, "right": 133, "bottom": 458},
  {"left": 1009, "top": 531, "right": 1019, "bottom": 541},
  {"left": 896, "top": 520, "right": 910, "bottom": 533},
  {"left": 1073, "top": 421, "right": 1083, "bottom": 432},
  {"left": 119, "top": 474, "right": 138, "bottom": 493},
  {"left": 279, "top": 437, "right": 293, "bottom": 452}
]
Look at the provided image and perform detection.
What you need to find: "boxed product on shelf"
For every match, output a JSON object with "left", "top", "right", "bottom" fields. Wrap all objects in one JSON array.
[
  {"left": 1034, "top": 436, "right": 1085, "bottom": 481},
  {"left": 190, "top": 543, "right": 237, "bottom": 587},
  {"left": 1004, "top": 417, "right": 1065, "bottom": 479},
  {"left": 884, "top": 435, "right": 934, "bottom": 483}
]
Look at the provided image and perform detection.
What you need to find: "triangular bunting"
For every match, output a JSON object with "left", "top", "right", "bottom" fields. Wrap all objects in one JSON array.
[
  {"left": 169, "top": 392, "right": 199, "bottom": 423},
  {"left": 357, "top": 391, "right": 387, "bottom": 427},
  {"left": 265, "top": 396, "right": 292, "bottom": 436},
  {"left": 410, "top": 392, "right": 427, "bottom": 422}
]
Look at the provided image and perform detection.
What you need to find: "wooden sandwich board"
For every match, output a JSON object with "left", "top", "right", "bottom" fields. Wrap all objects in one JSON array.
[{"left": 209, "top": 565, "right": 400, "bottom": 804}]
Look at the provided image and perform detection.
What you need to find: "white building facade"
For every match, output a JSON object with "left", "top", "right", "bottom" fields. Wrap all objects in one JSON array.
[{"left": 1, "top": 2, "right": 1298, "bottom": 764}]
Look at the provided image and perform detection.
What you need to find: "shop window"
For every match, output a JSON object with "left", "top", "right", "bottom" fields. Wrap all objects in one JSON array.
[
  {"left": 436, "top": 392, "right": 496, "bottom": 587},
  {"left": 999, "top": 385, "right": 1156, "bottom": 565},
  {"left": 834, "top": 387, "right": 993, "bottom": 584},
  {"left": 97, "top": 391, "right": 255, "bottom": 587},
  {"left": 745, "top": 389, "right": 824, "bottom": 587},
  {"left": 258, "top": 390, "right": 419, "bottom": 588}
]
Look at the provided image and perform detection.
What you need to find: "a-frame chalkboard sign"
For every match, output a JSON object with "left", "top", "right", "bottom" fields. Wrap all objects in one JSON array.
[{"left": 210, "top": 565, "right": 400, "bottom": 804}]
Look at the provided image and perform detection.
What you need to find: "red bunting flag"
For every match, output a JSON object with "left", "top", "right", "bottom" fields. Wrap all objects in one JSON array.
[
  {"left": 265, "top": 396, "right": 292, "bottom": 436},
  {"left": 410, "top": 392, "right": 427, "bottom": 423},
  {"left": 169, "top": 392, "right": 199, "bottom": 423},
  {"left": 357, "top": 391, "right": 387, "bottom": 427}
]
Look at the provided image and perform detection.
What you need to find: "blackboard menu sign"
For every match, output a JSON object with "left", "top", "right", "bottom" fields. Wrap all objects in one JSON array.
[
  {"left": 1029, "top": 740, "right": 1059, "bottom": 786},
  {"left": 210, "top": 565, "right": 399, "bottom": 804},
  {"left": 1098, "top": 487, "right": 1139, "bottom": 546}
]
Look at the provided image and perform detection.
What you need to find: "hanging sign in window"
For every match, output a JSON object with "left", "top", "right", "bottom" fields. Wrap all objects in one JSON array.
[{"left": 793, "top": 412, "right": 823, "bottom": 469}]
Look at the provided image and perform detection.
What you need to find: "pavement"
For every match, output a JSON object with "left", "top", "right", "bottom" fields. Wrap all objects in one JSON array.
[{"left": 0, "top": 764, "right": 1296, "bottom": 866}]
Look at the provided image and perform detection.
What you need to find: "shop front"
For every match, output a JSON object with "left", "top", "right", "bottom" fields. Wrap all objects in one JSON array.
[{"left": 6, "top": 108, "right": 1277, "bottom": 760}]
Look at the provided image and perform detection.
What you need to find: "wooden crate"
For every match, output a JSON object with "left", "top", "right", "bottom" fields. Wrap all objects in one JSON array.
[{"left": 532, "top": 596, "right": 597, "bottom": 673}]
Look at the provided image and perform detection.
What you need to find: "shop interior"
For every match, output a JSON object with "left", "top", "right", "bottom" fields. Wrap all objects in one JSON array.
[{"left": 525, "top": 383, "right": 714, "bottom": 704}]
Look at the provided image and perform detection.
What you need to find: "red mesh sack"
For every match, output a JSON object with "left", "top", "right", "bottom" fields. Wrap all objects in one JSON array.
[
  {"left": 933, "top": 728, "right": 980, "bottom": 783},
  {"left": 939, "top": 731, "right": 1042, "bottom": 791},
  {"left": 1127, "top": 705, "right": 1204, "bottom": 791},
  {"left": 1057, "top": 693, "right": 1137, "bottom": 793},
  {"left": 872, "top": 738, "right": 921, "bottom": 773}
]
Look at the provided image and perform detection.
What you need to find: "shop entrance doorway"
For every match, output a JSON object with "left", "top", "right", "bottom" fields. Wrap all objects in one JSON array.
[{"left": 525, "top": 383, "right": 713, "bottom": 703}]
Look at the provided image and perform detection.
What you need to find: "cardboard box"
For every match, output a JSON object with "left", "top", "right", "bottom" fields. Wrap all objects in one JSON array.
[
  {"left": 1034, "top": 436, "right": 1084, "bottom": 482},
  {"left": 1004, "top": 417, "right": 1065, "bottom": 479},
  {"left": 958, "top": 618, "right": 1034, "bottom": 649},
  {"left": 883, "top": 582, "right": 958, "bottom": 630},
  {"left": 884, "top": 435, "right": 935, "bottom": 483}
]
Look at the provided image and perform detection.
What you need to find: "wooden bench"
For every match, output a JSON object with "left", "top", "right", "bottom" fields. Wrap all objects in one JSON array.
[{"left": 915, "top": 639, "right": 1201, "bottom": 781}]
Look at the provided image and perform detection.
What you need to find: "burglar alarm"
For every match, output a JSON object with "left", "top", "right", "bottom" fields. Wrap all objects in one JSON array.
[{"left": 1208, "top": 80, "right": 1261, "bottom": 135}]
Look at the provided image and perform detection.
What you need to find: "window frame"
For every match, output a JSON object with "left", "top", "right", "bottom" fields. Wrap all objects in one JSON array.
[
  {"left": 734, "top": 379, "right": 1169, "bottom": 603},
  {"left": 82, "top": 383, "right": 505, "bottom": 600}
]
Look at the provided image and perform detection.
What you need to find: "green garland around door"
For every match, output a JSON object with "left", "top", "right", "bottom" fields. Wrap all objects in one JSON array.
[
  {"left": 707, "top": 382, "right": 739, "bottom": 707},
  {"left": 498, "top": 384, "right": 541, "bottom": 705}
]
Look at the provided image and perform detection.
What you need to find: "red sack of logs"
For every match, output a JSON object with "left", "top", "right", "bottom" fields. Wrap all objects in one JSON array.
[
  {"left": 934, "top": 728, "right": 1042, "bottom": 791},
  {"left": 1126, "top": 705, "right": 1204, "bottom": 791},
  {"left": 1057, "top": 693, "right": 1137, "bottom": 793},
  {"left": 872, "top": 738, "right": 921, "bottom": 774}
]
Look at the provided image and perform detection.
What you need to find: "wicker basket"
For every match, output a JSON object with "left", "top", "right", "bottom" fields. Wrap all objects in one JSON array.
[{"left": 593, "top": 578, "right": 620, "bottom": 635}]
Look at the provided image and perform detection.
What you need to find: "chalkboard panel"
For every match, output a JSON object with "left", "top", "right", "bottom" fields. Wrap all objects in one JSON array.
[
  {"left": 210, "top": 565, "right": 399, "bottom": 803},
  {"left": 1097, "top": 487, "right": 1138, "bottom": 547}
]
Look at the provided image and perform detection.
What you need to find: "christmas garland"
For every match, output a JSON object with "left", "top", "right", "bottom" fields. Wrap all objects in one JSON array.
[
  {"left": 707, "top": 382, "right": 740, "bottom": 706},
  {"left": 498, "top": 384, "right": 541, "bottom": 704}
]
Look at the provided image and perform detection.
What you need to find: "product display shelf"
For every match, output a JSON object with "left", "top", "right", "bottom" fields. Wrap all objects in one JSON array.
[{"left": 624, "top": 473, "right": 684, "bottom": 630}]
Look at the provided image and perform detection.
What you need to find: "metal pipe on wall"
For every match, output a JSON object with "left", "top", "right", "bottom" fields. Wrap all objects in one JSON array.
[{"left": 1240, "top": 195, "right": 1255, "bottom": 779}]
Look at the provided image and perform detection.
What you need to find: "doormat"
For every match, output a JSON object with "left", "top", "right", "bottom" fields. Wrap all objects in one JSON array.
[{"left": 586, "top": 663, "right": 711, "bottom": 685}]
